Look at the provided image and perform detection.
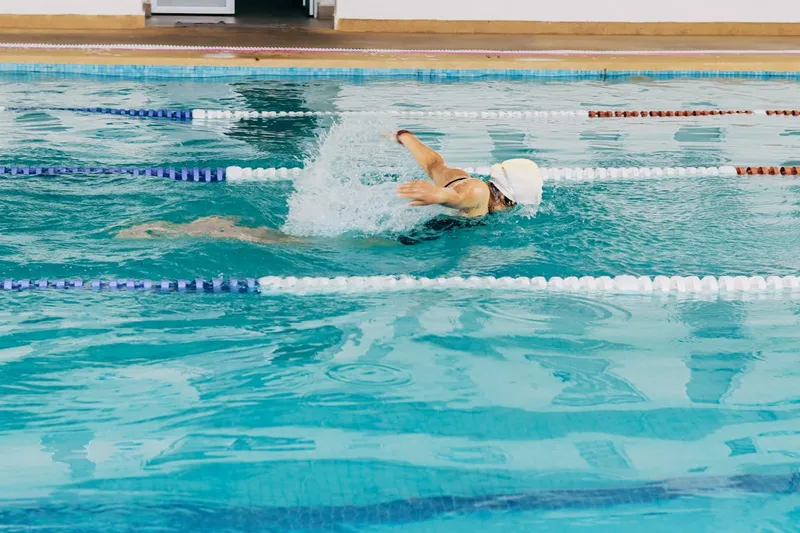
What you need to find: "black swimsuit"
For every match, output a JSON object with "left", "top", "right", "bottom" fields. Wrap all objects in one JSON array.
[
  {"left": 398, "top": 176, "right": 484, "bottom": 245},
  {"left": 444, "top": 176, "right": 470, "bottom": 189},
  {"left": 398, "top": 215, "right": 485, "bottom": 246}
]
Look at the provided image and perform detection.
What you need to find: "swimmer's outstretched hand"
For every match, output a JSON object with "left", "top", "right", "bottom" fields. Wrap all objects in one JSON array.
[
  {"left": 385, "top": 130, "right": 412, "bottom": 144},
  {"left": 384, "top": 131, "right": 403, "bottom": 143},
  {"left": 397, "top": 180, "right": 450, "bottom": 206}
]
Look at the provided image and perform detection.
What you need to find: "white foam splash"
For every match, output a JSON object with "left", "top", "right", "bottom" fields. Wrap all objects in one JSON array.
[{"left": 282, "top": 118, "right": 447, "bottom": 237}]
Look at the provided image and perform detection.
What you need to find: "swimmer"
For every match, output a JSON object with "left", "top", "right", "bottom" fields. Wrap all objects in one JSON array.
[
  {"left": 391, "top": 129, "right": 543, "bottom": 216},
  {"left": 116, "top": 130, "right": 543, "bottom": 244}
]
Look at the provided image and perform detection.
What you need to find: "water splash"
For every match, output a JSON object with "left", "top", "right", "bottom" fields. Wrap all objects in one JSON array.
[{"left": 282, "top": 118, "right": 447, "bottom": 237}]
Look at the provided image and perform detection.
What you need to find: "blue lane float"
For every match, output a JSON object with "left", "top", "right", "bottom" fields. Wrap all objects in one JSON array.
[
  {"left": 0, "top": 166, "right": 227, "bottom": 182},
  {"left": 2, "top": 106, "right": 194, "bottom": 121},
  {"left": 2, "top": 278, "right": 259, "bottom": 292}
]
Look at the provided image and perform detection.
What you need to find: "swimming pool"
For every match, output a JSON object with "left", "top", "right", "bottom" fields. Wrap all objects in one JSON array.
[{"left": 1, "top": 72, "right": 799, "bottom": 532}]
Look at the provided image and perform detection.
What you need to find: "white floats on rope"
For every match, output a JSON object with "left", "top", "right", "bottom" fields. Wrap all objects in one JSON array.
[
  {"left": 257, "top": 275, "right": 800, "bottom": 295},
  {"left": 189, "top": 109, "right": 786, "bottom": 121},
  {"left": 224, "top": 165, "right": 740, "bottom": 183},
  {"left": 225, "top": 167, "right": 303, "bottom": 181},
  {"left": 192, "top": 109, "right": 592, "bottom": 120},
  {"left": 3, "top": 275, "right": 797, "bottom": 297}
]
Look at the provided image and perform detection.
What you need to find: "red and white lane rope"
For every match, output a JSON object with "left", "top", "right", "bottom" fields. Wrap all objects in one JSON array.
[{"left": 2, "top": 42, "right": 800, "bottom": 56}]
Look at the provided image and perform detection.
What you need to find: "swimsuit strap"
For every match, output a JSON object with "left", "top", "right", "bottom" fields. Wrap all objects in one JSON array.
[{"left": 444, "top": 176, "right": 470, "bottom": 188}]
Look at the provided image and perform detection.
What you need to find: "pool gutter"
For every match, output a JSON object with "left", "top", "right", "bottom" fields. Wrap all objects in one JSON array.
[{"left": 0, "top": 29, "right": 799, "bottom": 77}]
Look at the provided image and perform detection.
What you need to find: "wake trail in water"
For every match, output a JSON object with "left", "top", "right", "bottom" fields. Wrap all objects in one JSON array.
[{"left": 282, "top": 118, "right": 447, "bottom": 237}]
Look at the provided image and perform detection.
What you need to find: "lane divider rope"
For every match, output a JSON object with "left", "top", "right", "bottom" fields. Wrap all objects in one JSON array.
[
  {"left": 3, "top": 275, "right": 800, "bottom": 295},
  {"left": 224, "top": 165, "right": 740, "bottom": 182},
  {"left": 0, "top": 106, "right": 193, "bottom": 120},
  {"left": 1, "top": 278, "right": 258, "bottom": 292},
  {"left": 190, "top": 108, "right": 795, "bottom": 120},
  {"left": 2, "top": 42, "right": 800, "bottom": 56},
  {"left": 227, "top": 165, "right": 797, "bottom": 182},
  {"left": 3, "top": 165, "right": 799, "bottom": 182},
  {"left": 256, "top": 275, "right": 800, "bottom": 294},
  {"left": 0, "top": 166, "right": 229, "bottom": 181},
  {"left": 4, "top": 107, "right": 799, "bottom": 122}
]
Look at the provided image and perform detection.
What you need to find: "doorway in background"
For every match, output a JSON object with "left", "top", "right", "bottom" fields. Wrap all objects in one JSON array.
[{"left": 149, "top": 0, "right": 330, "bottom": 28}]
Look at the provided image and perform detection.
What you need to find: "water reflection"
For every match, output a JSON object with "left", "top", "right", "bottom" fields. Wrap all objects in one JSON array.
[{"left": 225, "top": 81, "right": 333, "bottom": 168}]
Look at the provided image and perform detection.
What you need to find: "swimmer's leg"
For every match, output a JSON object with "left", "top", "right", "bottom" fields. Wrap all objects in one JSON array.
[
  {"left": 115, "top": 221, "right": 181, "bottom": 239},
  {"left": 116, "top": 217, "right": 299, "bottom": 244}
]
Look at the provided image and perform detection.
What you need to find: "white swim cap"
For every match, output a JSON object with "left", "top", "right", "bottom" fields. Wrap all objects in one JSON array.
[{"left": 488, "top": 158, "right": 543, "bottom": 205}]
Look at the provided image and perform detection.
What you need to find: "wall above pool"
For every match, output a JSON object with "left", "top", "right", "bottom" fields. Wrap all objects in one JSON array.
[
  {"left": 334, "top": 0, "right": 800, "bottom": 34},
  {"left": 0, "top": 0, "right": 144, "bottom": 28}
]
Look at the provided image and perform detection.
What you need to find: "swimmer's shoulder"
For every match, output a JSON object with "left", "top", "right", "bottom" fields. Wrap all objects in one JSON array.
[{"left": 451, "top": 176, "right": 490, "bottom": 217}]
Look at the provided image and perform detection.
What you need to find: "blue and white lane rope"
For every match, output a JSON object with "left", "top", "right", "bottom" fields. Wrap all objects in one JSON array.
[
  {"left": 0, "top": 165, "right": 742, "bottom": 183},
  {"left": 2, "top": 275, "right": 800, "bottom": 295}
]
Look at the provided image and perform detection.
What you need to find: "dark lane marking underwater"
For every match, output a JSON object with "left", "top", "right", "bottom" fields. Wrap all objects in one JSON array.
[{"left": 2, "top": 473, "right": 797, "bottom": 530}]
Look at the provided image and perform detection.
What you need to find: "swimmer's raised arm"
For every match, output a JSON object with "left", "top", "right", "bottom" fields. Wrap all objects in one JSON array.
[
  {"left": 389, "top": 130, "right": 445, "bottom": 180},
  {"left": 390, "top": 129, "right": 490, "bottom": 216}
]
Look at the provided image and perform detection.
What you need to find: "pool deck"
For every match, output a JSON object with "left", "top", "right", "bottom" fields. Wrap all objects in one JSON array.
[{"left": 1, "top": 27, "right": 800, "bottom": 72}]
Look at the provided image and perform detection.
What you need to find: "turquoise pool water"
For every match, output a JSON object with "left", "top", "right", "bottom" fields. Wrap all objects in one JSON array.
[{"left": 0, "top": 74, "right": 799, "bottom": 532}]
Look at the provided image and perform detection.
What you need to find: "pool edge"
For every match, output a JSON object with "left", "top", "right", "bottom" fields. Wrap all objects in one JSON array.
[
  {"left": 1, "top": 41, "right": 800, "bottom": 78},
  {"left": 3, "top": 61, "right": 800, "bottom": 80}
]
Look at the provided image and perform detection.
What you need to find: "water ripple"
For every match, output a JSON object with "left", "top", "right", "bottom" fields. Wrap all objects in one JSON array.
[{"left": 325, "top": 363, "right": 412, "bottom": 387}]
